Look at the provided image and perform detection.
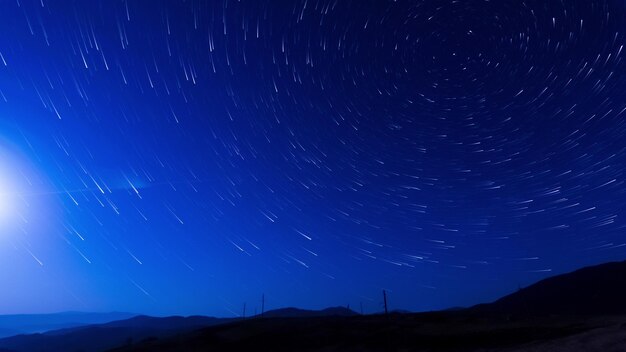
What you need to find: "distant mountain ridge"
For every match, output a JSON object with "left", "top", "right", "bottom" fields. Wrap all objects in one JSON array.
[
  {"left": 43, "top": 314, "right": 228, "bottom": 336},
  {"left": 0, "top": 315, "right": 231, "bottom": 352},
  {"left": 0, "top": 307, "right": 358, "bottom": 352},
  {"left": 0, "top": 312, "right": 134, "bottom": 339},
  {"left": 473, "top": 260, "right": 626, "bottom": 316}
]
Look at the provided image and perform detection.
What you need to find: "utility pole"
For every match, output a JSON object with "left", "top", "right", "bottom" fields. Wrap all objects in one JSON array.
[
  {"left": 383, "top": 290, "right": 388, "bottom": 315},
  {"left": 261, "top": 293, "right": 265, "bottom": 317},
  {"left": 243, "top": 302, "right": 246, "bottom": 319}
]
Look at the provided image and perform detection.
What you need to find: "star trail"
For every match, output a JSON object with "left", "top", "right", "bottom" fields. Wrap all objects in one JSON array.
[{"left": 1, "top": 0, "right": 626, "bottom": 316}]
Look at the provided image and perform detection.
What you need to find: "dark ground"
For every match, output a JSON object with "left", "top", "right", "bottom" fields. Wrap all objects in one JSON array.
[{"left": 110, "top": 312, "right": 626, "bottom": 352}]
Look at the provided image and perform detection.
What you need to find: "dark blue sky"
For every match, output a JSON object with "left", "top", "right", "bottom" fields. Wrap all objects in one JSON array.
[{"left": 1, "top": 0, "right": 626, "bottom": 316}]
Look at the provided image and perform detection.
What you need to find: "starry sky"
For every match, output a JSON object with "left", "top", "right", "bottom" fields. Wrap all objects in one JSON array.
[{"left": 0, "top": 0, "right": 626, "bottom": 317}]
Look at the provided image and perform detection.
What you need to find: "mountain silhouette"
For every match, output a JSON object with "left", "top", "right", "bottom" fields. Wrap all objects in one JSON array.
[
  {"left": 0, "top": 315, "right": 232, "bottom": 352},
  {"left": 0, "top": 307, "right": 355, "bottom": 352},
  {"left": 0, "top": 312, "right": 134, "bottom": 339},
  {"left": 1, "top": 260, "right": 626, "bottom": 351}
]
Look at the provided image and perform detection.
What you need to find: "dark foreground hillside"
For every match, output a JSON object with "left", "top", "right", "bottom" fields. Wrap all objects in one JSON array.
[
  {"left": 111, "top": 313, "right": 626, "bottom": 352},
  {"left": 472, "top": 260, "right": 626, "bottom": 316}
]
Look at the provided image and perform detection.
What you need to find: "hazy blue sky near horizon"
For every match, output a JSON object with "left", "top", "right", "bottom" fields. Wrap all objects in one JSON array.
[{"left": 1, "top": 0, "right": 626, "bottom": 317}]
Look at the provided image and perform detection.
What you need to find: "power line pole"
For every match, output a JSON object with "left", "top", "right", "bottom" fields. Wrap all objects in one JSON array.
[
  {"left": 261, "top": 293, "right": 265, "bottom": 317},
  {"left": 383, "top": 290, "right": 388, "bottom": 315}
]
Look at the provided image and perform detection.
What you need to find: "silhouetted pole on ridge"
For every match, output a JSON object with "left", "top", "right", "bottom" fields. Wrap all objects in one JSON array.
[
  {"left": 261, "top": 293, "right": 265, "bottom": 317},
  {"left": 243, "top": 302, "right": 246, "bottom": 319},
  {"left": 383, "top": 290, "right": 388, "bottom": 315}
]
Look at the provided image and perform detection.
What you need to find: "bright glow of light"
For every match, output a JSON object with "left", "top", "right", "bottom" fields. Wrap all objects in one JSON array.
[
  {"left": 0, "top": 143, "right": 36, "bottom": 231},
  {"left": 0, "top": 164, "right": 18, "bottom": 227},
  {"left": 0, "top": 141, "right": 58, "bottom": 243},
  {"left": 0, "top": 186, "right": 9, "bottom": 218},
  {"left": 0, "top": 195, "right": 7, "bottom": 221},
  {"left": 0, "top": 142, "right": 59, "bottom": 277}
]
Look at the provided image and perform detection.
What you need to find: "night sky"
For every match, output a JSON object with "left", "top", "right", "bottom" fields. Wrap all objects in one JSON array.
[{"left": 1, "top": 0, "right": 626, "bottom": 317}]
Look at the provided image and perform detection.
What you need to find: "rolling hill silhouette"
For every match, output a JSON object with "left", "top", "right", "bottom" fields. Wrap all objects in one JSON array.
[
  {"left": 0, "top": 315, "right": 232, "bottom": 352},
  {"left": 473, "top": 260, "right": 626, "bottom": 316},
  {"left": 0, "top": 260, "right": 625, "bottom": 351},
  {"left": 111, "top": 260, "right": 626, "bottom": 351},
  {"left": 0, "top": 307, "right": 356, "bottom": 352},
  {"left": 0, "top": 312, "right": 134, "bottom": 339}
]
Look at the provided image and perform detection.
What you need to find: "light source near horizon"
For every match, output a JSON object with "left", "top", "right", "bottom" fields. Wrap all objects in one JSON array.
[
  {"left": 0, "top": 169, "right": 18, "bottom": 226},
  {"left": 0, "top": 141, "right": 59, "bottom": 239},
  {"left": 0, "top": 188, "right": 8, "bottom": 218},
  {"left": 0, "top": 144, "right": 36, "bottom": 230}
]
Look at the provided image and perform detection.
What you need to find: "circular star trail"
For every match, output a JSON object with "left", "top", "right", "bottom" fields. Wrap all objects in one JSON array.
[{"left": 0, "top": 0, "right": 625, "bottom": 315}]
